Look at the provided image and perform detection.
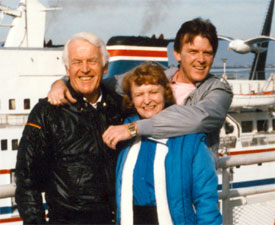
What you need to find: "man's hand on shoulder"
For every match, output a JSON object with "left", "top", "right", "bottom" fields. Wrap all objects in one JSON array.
[{"left": 47, "top": 79, "right": 77, "bottom": 105}]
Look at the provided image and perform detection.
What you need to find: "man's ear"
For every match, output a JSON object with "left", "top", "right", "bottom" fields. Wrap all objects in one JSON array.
[
  {"left": 103, "top": 62, "right": 108, "bottom": 75},
  {"left": 65, "top": 67, "right": 70, "bottom": 77},
  {"left": 173, "top": 50, "right": 181, "bottom": 62}
]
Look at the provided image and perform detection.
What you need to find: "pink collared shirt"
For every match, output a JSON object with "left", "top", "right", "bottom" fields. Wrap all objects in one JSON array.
[{"left": 171, "top": 72, "right": 196, "bottom": 105}]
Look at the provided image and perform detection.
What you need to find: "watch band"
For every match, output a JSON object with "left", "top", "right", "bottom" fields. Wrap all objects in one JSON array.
[{"left": 128, "top": 122, "right": 137, "bottom": 137}]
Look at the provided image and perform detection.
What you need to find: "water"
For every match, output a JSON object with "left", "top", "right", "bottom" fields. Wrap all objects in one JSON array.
[{"left": 211, "top": 67, "right": 275, "bottom": 79}]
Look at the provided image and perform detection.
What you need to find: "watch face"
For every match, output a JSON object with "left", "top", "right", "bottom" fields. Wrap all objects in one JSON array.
[{"left": 128, "top": 123, "right": 137, "bottom": 136}]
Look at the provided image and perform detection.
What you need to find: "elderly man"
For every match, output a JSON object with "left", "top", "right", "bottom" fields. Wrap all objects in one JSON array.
[
  {"left": 15, "top": 32, "right": 123, "bottom": 224},
  {"left": 48, "top": 18, "right": 232, "bottom": 159}
]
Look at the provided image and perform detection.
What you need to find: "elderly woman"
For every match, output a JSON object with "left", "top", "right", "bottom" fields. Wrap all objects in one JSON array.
[{"left": 114, "top": 62, "right": 222, "bottom": 225}]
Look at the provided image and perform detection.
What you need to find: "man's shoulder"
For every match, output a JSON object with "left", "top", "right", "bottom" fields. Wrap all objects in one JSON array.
[
  {"left": 25, "top": 98, "right": 56, "bottom": 127},
  {"left": 31, "top": 97, "right": 50, "bottom": 110},
  {"left": 101, "top": 84, "right": 122, "bottom": 103},
  {"left": 205, "top": 73, "right": 223, "bottom": 82},
  {"left": 165, "top": 66, "right": 178, "bottom": 80},
  {"left": 30, "top": 97, "right": 60, "bottom": 117},
  {"left": 200, "top": 73, "right": 232, "bottom": 92}
]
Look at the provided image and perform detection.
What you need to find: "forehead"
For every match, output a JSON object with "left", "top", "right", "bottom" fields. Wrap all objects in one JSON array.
[
  {"left": 182, "top": 34, "right": 213, "bottom": 49},
  {"left": 68, "top": 38, "right": 99, "bottom": 55},
  {"left": 131, "top": 83, "right": 163, "bottom": 92}
]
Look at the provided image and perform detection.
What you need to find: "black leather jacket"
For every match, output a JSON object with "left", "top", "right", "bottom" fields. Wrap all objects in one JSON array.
[{"left": 15, "top": 84, "right": 123, "bottom": 224}]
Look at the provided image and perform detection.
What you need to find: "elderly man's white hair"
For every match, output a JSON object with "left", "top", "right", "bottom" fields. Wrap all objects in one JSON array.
[{"left": 62, "top": 32, "right": 109, "bottom": 67}]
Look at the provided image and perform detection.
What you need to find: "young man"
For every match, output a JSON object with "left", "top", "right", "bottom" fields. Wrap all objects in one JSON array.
[
  {"left": 48, "top": 18, "right": 233, "bottom": 158},
  {"left": 15, "top": 32, "right": 123, "bottom": 224},
  {"left": 104, "top": 18, "right": 232, "bottom": 159}
]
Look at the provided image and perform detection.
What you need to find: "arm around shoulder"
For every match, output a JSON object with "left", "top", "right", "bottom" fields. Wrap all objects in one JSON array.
[
  {"left": 102, "top": 72, "right": 126, "bottom": 96},
  {"left": 137, "top": 77, "right": 233, "bottom": 138},
  {"left": 47, "top": 76, "right": 76, "bottom": 105}
]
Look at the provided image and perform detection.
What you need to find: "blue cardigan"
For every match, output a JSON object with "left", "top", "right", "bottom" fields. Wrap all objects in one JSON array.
[{"left": 116, "top": 116, "right": 222, "bottom": 225}]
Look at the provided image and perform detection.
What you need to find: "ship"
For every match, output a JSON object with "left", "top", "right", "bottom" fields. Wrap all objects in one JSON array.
[{"left": 0, "top": 0, "right": 275, "bottom": 224}]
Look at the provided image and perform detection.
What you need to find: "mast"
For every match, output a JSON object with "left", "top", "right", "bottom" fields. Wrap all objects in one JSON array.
[
  {"left": 3, "top": 0, "right": 46, "bottom": 48},
  {"left": 249, "top": 0, "right": 274, "bottom": 80}
]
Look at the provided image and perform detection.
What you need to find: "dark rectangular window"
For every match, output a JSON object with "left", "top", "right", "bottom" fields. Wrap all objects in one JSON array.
[
  {"left": 273, "top": 119, "right": 275, "bottom": 131},
  {"left": 257, "top": 120, "right": 268, "bottom": 132},
  {"left": 12, "top": 139, "right": 18, "bottom": 150},
  {"left": 9, "top": 99, "right": 16, "bottom": 110},
  {"left": 241, "top": 121, "right": 253, "bottom": 133},
  {"left": 24, "top": 99, "right": 30, "bottom": 109},
  {"left": 1, "top": 139, "right": 8, "bottom": 150}
]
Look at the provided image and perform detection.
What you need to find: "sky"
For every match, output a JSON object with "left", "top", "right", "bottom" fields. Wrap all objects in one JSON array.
[{"left": 0, "top": 0, "right": 274, "bottom": 68}]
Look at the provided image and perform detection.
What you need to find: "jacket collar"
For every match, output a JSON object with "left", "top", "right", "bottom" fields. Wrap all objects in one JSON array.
[
  {"left": 165, "top": 65, "right": 215, "bottom": 88},
  {"left": 66, "top": 81, "right": 105, "bottom": 112},
  {"left": 67, "top": 81, "right": 103, "bottom": 105}
]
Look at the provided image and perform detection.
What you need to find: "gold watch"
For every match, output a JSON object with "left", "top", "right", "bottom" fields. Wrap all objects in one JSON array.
[{"left": 128, "top": 122, "right": 137, "bottom": 137}]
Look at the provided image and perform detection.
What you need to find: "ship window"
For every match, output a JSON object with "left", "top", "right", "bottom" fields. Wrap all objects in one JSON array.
[
  {"left": 241, "top": 121, "right": 253, "bottom": 133},
  {"left": 12, "top": 139, "right": 18, "bottom": 150},
  {"left": 24, "top": 99, "right": 30, "bottom": 109},
  {"left": 9, "top": 99, "right": 16, "bottom": 110},
  {"left": 257, "top": 120, "right": 268, "bottom": 132},
  {"left": 273, "top": 119, "right": 275, "bottom": 131},
  {"left": 225, "top": 122, "right": 234, "bottom": 134},
  {"left": 1, "top": 139, "right": 8, "bottom": 150}
]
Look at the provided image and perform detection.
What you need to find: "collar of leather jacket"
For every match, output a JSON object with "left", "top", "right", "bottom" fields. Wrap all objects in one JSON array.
[{"left": 66, "top": 81, "right": 122, "bottom": 115}]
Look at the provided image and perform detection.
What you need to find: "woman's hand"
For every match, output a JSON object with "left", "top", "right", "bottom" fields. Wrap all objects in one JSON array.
[
  {"left": 47, "top": 80, "right": 77, "bottom": 105},
  {"left": 103, "top": 124, "right": 135, "bottom": 149}
]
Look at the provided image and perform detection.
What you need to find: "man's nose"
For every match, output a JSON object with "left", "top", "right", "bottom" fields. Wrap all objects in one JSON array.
[
  {"left": 81, "top": 61, "right": 89, "bottom": 73},
  {"left": 197, "top": 52, "right": 206, "bottom": 63}
]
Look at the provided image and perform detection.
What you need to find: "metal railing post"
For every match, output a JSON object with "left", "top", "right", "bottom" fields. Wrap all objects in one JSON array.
[
  {"left": 0, "top": 184, "right": 16, "bottom": 198},
  {"left": 222, "top": 168, "right": 233, "bottom": 225},
  {"left": 217, "top": 151, "right": 275, "bottom": 224}
]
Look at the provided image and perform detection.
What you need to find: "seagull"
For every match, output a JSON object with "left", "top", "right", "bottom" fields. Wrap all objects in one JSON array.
[{"left": 218, "top": 35, "right": 275, "bottom": 54}]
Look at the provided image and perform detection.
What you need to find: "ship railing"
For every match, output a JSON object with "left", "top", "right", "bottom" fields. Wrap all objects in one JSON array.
[
  {"left": 0, "top": 183, "right": 16, "bottom": 199},
  {"left": 215, "top": 69, "right": 275, "bottom": 81},
  {"left": 262, "top": 72, "right": 275, "bottom": 92},
  {"left": 0, "top": 114, "right": 29, "bottom": 126},
  {"left": 1, "top": 152, "right": 275, "bottom": 223},
  {"left": 217, "top": 151, "right": 275, "bottom": 225}
]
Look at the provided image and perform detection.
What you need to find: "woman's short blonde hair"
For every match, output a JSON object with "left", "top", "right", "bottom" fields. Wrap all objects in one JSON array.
[{"left": 122, "top": 62, "right": 175, "bottom": 115}]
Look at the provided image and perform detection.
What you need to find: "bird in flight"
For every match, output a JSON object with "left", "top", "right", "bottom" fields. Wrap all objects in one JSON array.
[{"left": 218, "top": 35, "right": 275, "bottom": 54}]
